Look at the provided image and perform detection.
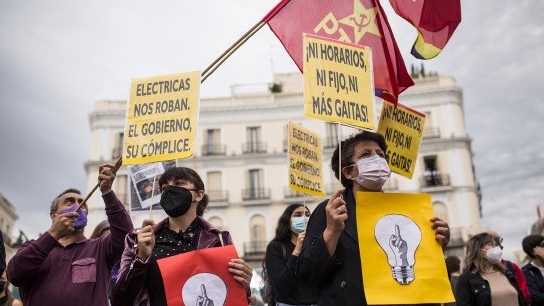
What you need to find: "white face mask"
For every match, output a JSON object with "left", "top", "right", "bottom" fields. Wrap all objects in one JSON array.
[
  {"left": 350, "top": 155, "right": 391, "bottom": 190},
  {"left": 486, "top": 246, "right": 503, "bottom": 264}
]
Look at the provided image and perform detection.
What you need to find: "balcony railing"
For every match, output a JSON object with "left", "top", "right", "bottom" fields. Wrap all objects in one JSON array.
[
  {"left": 284, "top": 187, "right": 306, "bottom": 198},
  {"left": 243, "top": 240, "right": 267, "bottom": 256},
  {"left": 422, "top": 126, "right": 440, "bottom": 138},
  {"left": 242, "top": 188, "right": 270, "bottom": 201},
  {"left": 420, "top": 173, "right": 450, "bottom": 188},
  {"left": 242, "top": 142, "right": 267, "bottom": 154},
  {"left": 201, "top": 143, "right": 226, "bottom": 156},
  {"left": 207, "top": 189, "right": 228, "bottom": 202}
]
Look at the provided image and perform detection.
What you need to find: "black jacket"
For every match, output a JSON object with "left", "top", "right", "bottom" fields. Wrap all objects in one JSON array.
[
  {"left": 297, "top": 188, "right": 441, "bottom": 306},
  {"left": 455, "top": 270, "right": 526, "bottom": 306},
  {"left": 522, "top": 262, "right": 544, "bottom": 305}
]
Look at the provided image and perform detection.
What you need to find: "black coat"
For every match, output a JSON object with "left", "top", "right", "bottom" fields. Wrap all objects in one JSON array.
[{"left": 297, "top": 188, "right": 441, "bottom": 306}]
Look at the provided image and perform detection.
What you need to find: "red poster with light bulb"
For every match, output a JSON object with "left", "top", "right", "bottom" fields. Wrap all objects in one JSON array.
[
  {"left": 356, "top": 192, "right": 454, "bottom": 304},
  {"left": 156, "top": 245, "right": 247, "bottom": 306}
]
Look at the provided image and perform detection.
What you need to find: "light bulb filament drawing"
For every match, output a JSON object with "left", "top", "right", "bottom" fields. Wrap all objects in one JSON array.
[{"left": 375, "top": 214, "right": 421, "bottom": 285}]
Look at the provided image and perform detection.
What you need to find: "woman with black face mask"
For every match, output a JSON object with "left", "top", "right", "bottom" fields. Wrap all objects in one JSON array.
[{"left": 111, "top": 167, "right": 254, "bottom": 306}]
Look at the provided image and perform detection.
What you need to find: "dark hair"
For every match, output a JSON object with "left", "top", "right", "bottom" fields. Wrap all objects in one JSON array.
[
  {"left": 331, "top": 130, "right": 388, "bottom": 188},
  {"left": 50, "top": 188, "right": 83, "bottom": 212},
  {"left": 90, "top": 220, "right": 111, "bottom": 239},
  {"left": 261, "top": 203, "right": 310, "bottom": 305},
  {"left": 463, "top": 232, "right": 506, "bottom": 274},
  {"left": 159, "top": 167, "right": 209, "bottom": 216},
  {"left": 445, "top": 255, "right": 461, "bottom": 277},
  {"left": 522, "top": 234, "right": 544, "bottom": 259},
  {"left": 274, "top": 203, "right": 309, "bottom": 243}
]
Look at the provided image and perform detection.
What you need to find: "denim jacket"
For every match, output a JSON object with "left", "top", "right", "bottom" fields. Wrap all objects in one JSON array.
[{"left": 110, "top": 216, "right": 233, "bottom": 306}]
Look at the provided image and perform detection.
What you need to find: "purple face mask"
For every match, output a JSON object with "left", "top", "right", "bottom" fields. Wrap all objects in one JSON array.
[{"left": 60, "top": 205, "right": 88, "bottom": 229}]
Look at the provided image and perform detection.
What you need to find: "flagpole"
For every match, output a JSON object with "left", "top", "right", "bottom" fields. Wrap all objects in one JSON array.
[
  {"left": 75, "top": 156, "right": 123, "bottom": 212},
  {"left": 200, "top": 0, "right": 291, "bottom": 82},
  {"left": 201, "top": 21, "right": 267, "bottom": 82}
]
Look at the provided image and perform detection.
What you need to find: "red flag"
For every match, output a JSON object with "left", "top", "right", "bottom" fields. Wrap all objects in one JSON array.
[
  {"left": 156, "top": 245, "right": 247, "bottom": 306},
  {"left": 263, "top": 0, "right": 414, "bottom": 103},
  {"left": 389, "top": 0, "right": 461, "bottom": 60}
]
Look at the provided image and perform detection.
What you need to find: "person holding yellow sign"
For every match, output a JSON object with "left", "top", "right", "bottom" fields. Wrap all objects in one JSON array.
[{"left": 297, "top": 130, "right": 450, "bottom": 305}]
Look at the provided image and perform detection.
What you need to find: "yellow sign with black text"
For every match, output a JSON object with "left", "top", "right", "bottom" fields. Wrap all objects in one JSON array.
[
  {"left": 288, "top": 121, "right": 325, "bottom": 197},
  {"left": 123, "top": 71, "right": 200, "bottom": 165},
  {"left": 377, "top": 100, "right": 426, "bottom": 178},
  {"left": 303, "top": 34, "right": 376, "bottom": 130}
]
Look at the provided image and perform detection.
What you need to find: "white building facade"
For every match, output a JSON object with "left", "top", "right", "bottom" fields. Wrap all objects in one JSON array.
[
  {"left": 0, "top": 193, "right": 22, "bottom": 261},
  {"left": 85, "top": 73, "right": 481, "bottom": 266}
]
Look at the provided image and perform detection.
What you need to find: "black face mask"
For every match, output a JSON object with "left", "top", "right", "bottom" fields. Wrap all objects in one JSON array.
[{"left": 160, "top": 185, "right": 195, "bottom": 217}]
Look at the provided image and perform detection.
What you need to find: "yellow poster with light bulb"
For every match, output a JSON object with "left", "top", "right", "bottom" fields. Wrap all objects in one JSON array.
[{"left": 356, "top": 192, "right": 454, "bottom": 304}]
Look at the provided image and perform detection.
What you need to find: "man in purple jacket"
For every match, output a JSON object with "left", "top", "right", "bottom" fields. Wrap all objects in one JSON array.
[{"left": 6, "top": 162, "right": 133, "bottom": 306}]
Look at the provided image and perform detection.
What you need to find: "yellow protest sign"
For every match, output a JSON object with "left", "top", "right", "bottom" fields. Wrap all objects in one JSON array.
[
  {"left": 356, "top": 192, "right": 454, "bottom": 305},
  {"left": 377, "top": 100, "right": 426, "bottom": 178},
  {"left": 303, "top": 34, "right": 376, "bottom": 130},
  {"left": 123, "top": 71, "right": 200, "bottom": 165},
  {"left": 288, "top": 121, "right": 325, "bottom": 197}
]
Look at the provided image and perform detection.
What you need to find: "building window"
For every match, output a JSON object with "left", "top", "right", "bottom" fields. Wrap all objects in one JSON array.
[
  {"left": 208, "top": 216, "right": 223, "bottom": 230},
  {"left": 433, "top": 202, "right": 448, "bottom": 222},
  {"left": 324, "top": 122, "right": 338, "bottom": 148},
  {"left": 249, "top": 169, "right": 262, "bottom": 198},
  {"left": 243, "top": 126, "right": 266, "bottom": 153},
  {"left": 423, "top": 156, "right": 441, "bottom": 186},
  {"left": 422, "top": 112, "right": 440, "bottom": 138},
  {"left": 112, "top": 132, "right": 124, "bottom": 159},
  {"left": 203, "top": 129, "right": 225, "bottom": 155},
  {"left": 242, "top": 169, "right": 269, "bottom": 200},
  {"left": 207, "top": 171, "right": 227, "bottom": 202},
  {"left": 248, "top": 215, "right": 266, "bottom": 253}
]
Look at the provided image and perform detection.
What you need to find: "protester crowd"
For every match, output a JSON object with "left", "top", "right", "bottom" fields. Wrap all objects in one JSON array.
[{"left": 3, "top": 130, "right": 539, "bottom": 306}]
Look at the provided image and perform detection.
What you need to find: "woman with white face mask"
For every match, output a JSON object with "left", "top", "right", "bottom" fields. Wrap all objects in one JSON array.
[
  {"left": 456, "top": 232, "right": 527, "bottom": 306},
  {"left": 262, "top": 204, "right": 320, "bottom": 306},
  {"left": 296, "top": 130, "right": 451, "bottom": 306}
]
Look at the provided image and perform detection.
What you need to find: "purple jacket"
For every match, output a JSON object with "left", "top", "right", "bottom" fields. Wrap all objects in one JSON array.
[
  {"left": 110, "top": 216, "right": 233, "bottom": 306},
  {"left": 6, "top": 191, "right": 133, "bottom": 306}
]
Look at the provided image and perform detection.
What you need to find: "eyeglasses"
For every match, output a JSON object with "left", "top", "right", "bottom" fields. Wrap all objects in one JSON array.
[{"left": 493, "top": 237, "right": 504, "bottom": 249}]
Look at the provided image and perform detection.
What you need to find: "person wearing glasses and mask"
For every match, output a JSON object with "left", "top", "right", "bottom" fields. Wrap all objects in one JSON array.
[
  {"left": 456, "top": 232, "right": 527, "bottom": 306},
  {"left": 486, "top": 230, "right": 531, "bottom": 304},
  {"left": 110, "top": 166, "right": 254, "bottom": 306},
  {"left": 296, "top": 130, "right": 451, "bottom": 306},
  {"left": 262, "top": 203, "right": 320, "bottom": 306}
]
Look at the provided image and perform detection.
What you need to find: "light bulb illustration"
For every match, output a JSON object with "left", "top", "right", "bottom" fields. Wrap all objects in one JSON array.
[
  {"left": 182, "top": 273, "right": 227, "bottom": 306},
  {"left": 375, "top": 214, "right": 421, "bottom": 285}
]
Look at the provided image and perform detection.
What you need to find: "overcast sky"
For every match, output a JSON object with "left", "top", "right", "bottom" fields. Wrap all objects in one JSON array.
[{"left": 1, "top": 0, "right": 543, "bottom": 260}]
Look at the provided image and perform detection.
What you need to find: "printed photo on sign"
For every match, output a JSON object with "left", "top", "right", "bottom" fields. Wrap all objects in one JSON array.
[{"left": 129, "top": 160, "right": 176, "bottom": 214}]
